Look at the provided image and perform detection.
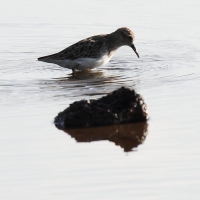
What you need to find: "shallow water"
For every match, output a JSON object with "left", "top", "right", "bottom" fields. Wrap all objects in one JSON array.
[{"left": 1, "top": 0, "right": 200, "bottom": 199}]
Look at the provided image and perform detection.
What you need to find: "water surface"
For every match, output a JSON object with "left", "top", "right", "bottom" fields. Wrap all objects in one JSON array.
[{"left": 1, "top": 0, "right": 200, "bottom": 199}]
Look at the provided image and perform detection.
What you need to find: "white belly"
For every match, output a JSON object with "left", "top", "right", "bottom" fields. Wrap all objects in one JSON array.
[{"left": 54, "top": 53, "right": 115, "bottom": 70}]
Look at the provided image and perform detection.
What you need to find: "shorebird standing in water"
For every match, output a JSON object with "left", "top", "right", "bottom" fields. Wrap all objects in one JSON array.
[{"left": 38, "top": 27, "right": 139, "bottom": 73}]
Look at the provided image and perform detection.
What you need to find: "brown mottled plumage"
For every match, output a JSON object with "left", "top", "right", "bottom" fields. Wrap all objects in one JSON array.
[{"left": 38, "top": 27, "right": 139, "bottom": 73}]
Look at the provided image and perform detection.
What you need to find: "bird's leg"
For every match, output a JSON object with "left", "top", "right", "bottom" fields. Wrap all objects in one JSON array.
[{"left": 72, "top": 68, "right": 76, "bottom": 74}]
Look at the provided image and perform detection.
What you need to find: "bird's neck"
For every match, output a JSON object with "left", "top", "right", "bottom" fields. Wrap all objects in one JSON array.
[{"left": 106, "top": 33, "right": 124, "bottom": 52}]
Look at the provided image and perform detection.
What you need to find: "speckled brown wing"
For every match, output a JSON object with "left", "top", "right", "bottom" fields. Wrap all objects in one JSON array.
[{"left": 39, "top": 35, "right": 106, "bottom": 61}]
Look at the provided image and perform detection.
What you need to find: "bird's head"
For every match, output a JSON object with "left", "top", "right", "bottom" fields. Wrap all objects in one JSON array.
[{"left": 115, "top": 27, "right": 139, "bottom": 58}]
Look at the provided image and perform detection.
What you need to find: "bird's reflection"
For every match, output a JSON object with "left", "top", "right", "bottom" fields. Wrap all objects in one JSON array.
[
  {"left": 64, "top": 122, "right": 148, "bottom": 152},
  {"left": 53, "top": 69, "right": 115, "bottom": 83},
  {"left": 66, "top": 70, "right": 105, "bottom": 81},
  {"left": 38, "top": 70, "right": 121, "bottom": 99},
  {"left": 39, "top": 70, "right": 116, "bottom": 90}
]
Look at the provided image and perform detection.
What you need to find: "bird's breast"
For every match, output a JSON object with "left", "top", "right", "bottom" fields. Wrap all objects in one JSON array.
[
  {"left": 53, "top": 51, "right": 116, "bottom": 70},
  {"left": 74, "top": 52, "right": 115, "bottom": 70}
]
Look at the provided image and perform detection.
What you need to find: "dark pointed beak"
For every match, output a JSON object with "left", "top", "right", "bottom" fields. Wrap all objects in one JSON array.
[{"left": 131, "top": 44, "right": 139, "bottom": 58}]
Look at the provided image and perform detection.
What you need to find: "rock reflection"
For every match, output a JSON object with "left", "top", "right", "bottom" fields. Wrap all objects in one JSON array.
[{"left": 64, "top": 122, "right": 148, "bottom": 152}]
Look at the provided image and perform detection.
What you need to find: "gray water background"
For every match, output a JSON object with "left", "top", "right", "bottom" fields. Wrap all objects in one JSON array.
[{"left": 0, "top": 0, "right": 200, "bottom": 199}]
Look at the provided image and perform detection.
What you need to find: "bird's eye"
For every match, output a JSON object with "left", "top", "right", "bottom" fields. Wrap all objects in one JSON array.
[{"left": 128, "top": 36, "right": 132, "bottom": 40}]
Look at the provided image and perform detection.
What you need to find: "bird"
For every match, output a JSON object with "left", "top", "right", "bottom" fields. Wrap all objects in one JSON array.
[{"left": 38, "top": 27, "right": 139, "bottom": 73}]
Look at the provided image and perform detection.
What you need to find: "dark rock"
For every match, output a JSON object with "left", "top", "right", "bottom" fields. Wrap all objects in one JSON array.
[{"left": 54, "top": 87, "right": 148, "bottom": 129}]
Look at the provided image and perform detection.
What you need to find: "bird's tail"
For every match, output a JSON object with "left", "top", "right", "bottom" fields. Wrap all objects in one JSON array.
[{"left": 38, "top": 53, "right": 58, "bottom": 61}]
